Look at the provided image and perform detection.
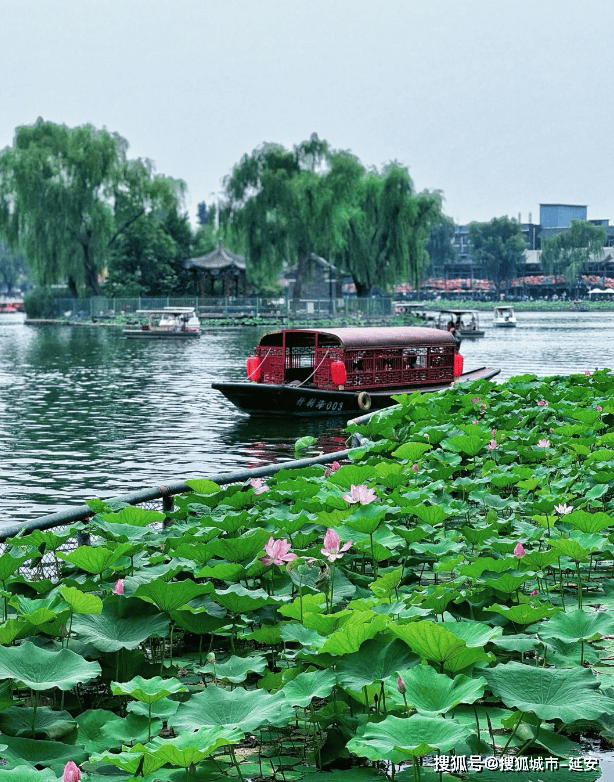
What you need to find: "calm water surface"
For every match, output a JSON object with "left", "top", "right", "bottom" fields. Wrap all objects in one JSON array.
[{"left": 1, "top": 310, "right": 612, "bottom": 524}]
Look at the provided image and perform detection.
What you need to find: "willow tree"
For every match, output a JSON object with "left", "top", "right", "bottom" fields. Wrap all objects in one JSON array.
[
  {"left": 224, "top": 134, "right": 363, "bottom": 299},
  {"left": 0, "top": 118, "right": 185, "bottom": 296},
  {"left": 469, "top": 216, "right": 527, "bottom": 297},
  {"left": 333, "top": 164, "right": 442, "bottom": 296},
  {"left": 540, "top": 219, "right": 606, "bottom": 281}
]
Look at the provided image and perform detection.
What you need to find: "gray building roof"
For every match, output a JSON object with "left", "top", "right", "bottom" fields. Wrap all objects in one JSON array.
[{"left": 185, "top": 242, "right": 246, "bottom": 271}]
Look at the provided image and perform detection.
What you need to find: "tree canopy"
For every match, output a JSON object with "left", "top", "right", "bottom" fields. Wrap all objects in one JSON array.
[
  {"left": 0, "top": 119, "right": 187, "bottom": 296},
  {"left": 424, "top": 214, "right": 456, "bottom": 277},
  {"left": 468, "top": 217, "right": 527, "bottom": 295},
  {"left": 224, "top": 134, "right": 442, "bottom": 297},
  {"left": 540, "top": 219, "right": 606, "bottom": 281}
]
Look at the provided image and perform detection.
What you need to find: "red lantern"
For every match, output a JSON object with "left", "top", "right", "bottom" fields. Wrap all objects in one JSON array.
[
  {"left": 454, "top": 353, "right": 464, "bottom": 377},
  {"left": 246, "top": 356, "right": 261, "bottom": 381},
  {"left": 330, "top": 360, "right": 347, "bottom": 385}
]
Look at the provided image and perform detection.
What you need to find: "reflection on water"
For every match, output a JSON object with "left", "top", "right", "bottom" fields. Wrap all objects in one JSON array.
[{"left": 1, "top": 311, "right": 613, "bottom": 523}]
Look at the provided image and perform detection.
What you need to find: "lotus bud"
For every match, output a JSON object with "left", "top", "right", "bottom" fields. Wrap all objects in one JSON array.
[
  {"left": 63, "top": 761, "right": 81, "bottom": 782},
  {"left": 113, "top": 578, "right": 124, "bottom": 595},
  {"left": 530, "top": 589, "right": 539, "bottom": 596},
  {"left": 207, "top": 652, "right": 216, "bottom": 664},
  {"left": 514, "top": 542, "right": 526, "bottom": 559},
  {"left": 397, "top": 675, "right": 406, "bottom": 695}
]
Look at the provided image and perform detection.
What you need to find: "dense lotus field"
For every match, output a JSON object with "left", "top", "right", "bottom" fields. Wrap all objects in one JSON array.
[{"left": 3, "top": 371, "right": 614, "bottom": 781}]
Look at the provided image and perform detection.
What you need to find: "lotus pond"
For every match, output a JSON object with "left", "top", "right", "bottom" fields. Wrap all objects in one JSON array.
[{"left": 3, "top": 370, "right": 614, "bottom": 781}]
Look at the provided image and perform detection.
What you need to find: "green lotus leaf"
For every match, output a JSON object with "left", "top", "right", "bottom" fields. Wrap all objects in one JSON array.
[
  {"left": 199, "top": 654, "right": 267, "bottom": 683},
  {"left": 0, "top": 706, "right": 76, "bottom": 739},
  {"left": 389, "top": 621, "right": 465, "bottom": 664},
  {"left": 72, "top": 599, "right": 169, "bottom": 652},
  {"left": 336, "top": 638, "right": 418, "bottom": 690},
  {"left": 195, "top": 562, "right": 246, "bottom": 580},
  {"left": 205, "top": 527, "right": 271, "bottom": 562},
  {"left": 0, "top": 641, "right": 100, "bottom": 690},
  {"left": 410, "top": 504, "right": 450, "bottom": 526},
  {"left": 111, "top": 675, "right": 187, "bottom": 703},
  {"left": 56, "top": 544, "right": 129, "bottom": 574},
  {"left": 349, "top": 714, "right": 472, "bottom": 759},
  {"left": 565, "top": 510, "right": 614, "bottom": 533},
  {"left": 447, "top": 434, "right": 488, "bottom": 457},
  {"left": 128, "top": 698, "right": 179, "bottom": 721},
  {"left": 211, "top": 584, "right": 282, "bottom": 614},
  {"left": 326, "top": 464, "right": 378, "bottom": 489},
  {"left": 88, "top": 746, "right": 167, "bottom": 776},
  {"left": 484, "top": 661, "right": 614, "bottom": 722},
  {"left": 136, "top": 724, "right": 243, "bottom": 769},
  {"left": 391, "top": 441, "right": 431, "bottom": 461},
  {"left": 133, "top": 577, "right": 214, "bottom": 612},
  {"left": 170, "top": 609, "right": 229, "bottom": 635},
  {"left": 369, "top": 567, "right": 403, "bottom": 599},
  {"left": 548, "top": 538, "right": 593, "bottom": 561},
  {"left": 396, "top": 666, "right": 486, "bottom": 716},
  {"left": 440, "top": 621, "right": 503, "bottom": 647},
  {"left": 492, "top": 634, "right": 541, "bottom": 653},
  {"left": 318, "top": 613, "right": 389, "bottom": 656},
  {"left": 59, "top": 585, "right": 103, "bottom": 614},
  {"left": 185, "top": 478, "right": 221, "bottom": 495},
  {"left": 99, "top": 712, "right": 161, "bottom": 745},
  {"left": 0, "top": 767, "right": 56, "bottom": 781},
  {"left": 484, "top": 572, "right": 530, "bottom": 593},
  {"left": 538, "top": 608, "right": 614, "bottom": 644},
  {"left": 101, "top": 506, "right": 165, "bottom": 526},
  {"left": 488, "top": 602, "right": 561, "bottom": 625},
  {"left": 0, "top": 551, "right": 30, "bottom": 583},
  {"left": 275, "top": 668, "right": 338, "bottom": 707},
  {"left": 345, "top": 504, "right": 387, "bottom": 535},
  {"left": 76, "top": 709, "right": 122, "bottom": 753},
  {"left": 0, "top": 618, "right": 30, "bottom": 645},
  {"left": 170, "top": 686, "right": 295, "bottom": 733},
  {"left": 460, "top": 556, "right": 516, "bottom": 578},
  {"left": 0, "top": 733, "right": 87, "bottom": 774},
  {"left": 279, "top": 623, "right": 326, "bottom": 648},
  {"left": 240, "top": 623, "right": 284, "bottom": 644}
]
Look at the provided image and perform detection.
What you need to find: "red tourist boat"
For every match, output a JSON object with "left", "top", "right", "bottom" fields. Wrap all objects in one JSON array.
[{"left": 212, "top": 327, "right": 500, "bottom": 417}]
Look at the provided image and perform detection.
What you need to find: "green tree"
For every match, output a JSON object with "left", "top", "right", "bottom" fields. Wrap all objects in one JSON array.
[
  {"left": 224, "top": 134, "right": 362, "bottom": 299},
  {"left": 540, "top": 219, "right": 606, "bottom": 281},
  {"left": 0, "top": 119, "right": 185, "bottom": 296},
  {"left": 468, "top": 217, "right": 527, "bottom": 296},
  {"left": 333, "top": 164, "right": 442, "bottom": 296},
  {"left": 424, "top": 214, "right": 456, "bottom": 277},
  {"left": 0, "top": 240, "right": 29, "bottom": 295}
]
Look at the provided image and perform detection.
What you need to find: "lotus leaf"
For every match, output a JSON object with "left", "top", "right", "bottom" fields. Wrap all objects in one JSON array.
[
  {"left": 98, "top": 712, "right": 162, "bottom": 746},
  {"left": 128, "top": 698, "right": 179, "bottom": 721},
  {"left": 279, "top": 623, "right": 326, "bottom": 648},
  {"left": 390, "top": 620, "right": 493, "bottom": 672},
  {"left": 447, "top": 434, "right": 488, "bottom": 457},
  {"left": 484, "top": 661, "right": 614, "bottom": 722},
  {"left": 0, "top": 733, "right": 87, "bottom": 774},
  {"left": 101, "top": 506, "right": 165, "bottom": 526},
  {"left": 59, "top": 585, "right": 103, "bottom": 614},
  {"left": 0, "top": 706, "right": 76, "bottom": 739},
  {"left": 198, "top": 654, "right": 267, "bottom": 683},
  {"left": 205, "top": 527, "right": 271, "bottom": 562},
  {"left": 349, "top": 713, "right": 472, "bottom": 759},
  {"left": 394, "top": 666, "right": 486, "bottom": 716},
  {"left": 538, "top": 608, "right": 614, "bottom": 644},
  {"left": 410, "top": 504, "right": 449, "bottom": 525},
  {"left": 0, "top": 641, "right": 100, "bottom": 690},
  {"left": 133, "top": 577, "right": 214, "bottom": 613},
  {"left": 170, "top": 686, "right": 294, "bottom": 733},
  {"left": 0, "top": 551, "right": 29, "bottom": 583},
  {"left": 318, "top": 613, "right": 389, "bottom": 655},
  {"left": 0, "top": 767, "right": 57, "bottom": 781},
  {"left": 282, "top": 668, "right": 338, "bottom": 706},
  {"left": 488, "top": 602, "right": 560, "bottom": 624},
  {"left": 57, "top": 543, "right": 135, "bottom": 574},
  {"left": 211, "top": 584, "right": 282, "bottom": 614},
  {"left": 112, "top": 675, "right": 187, "bottom": 703},
  {"left": 72, "top": 599, "right": 169, "bottom": 652},
  {"left": 440, "top": 621, "right": 503, "bottom": 646},
  {"left": 336, "top": 638, "right": 418, "bottom": 690}
]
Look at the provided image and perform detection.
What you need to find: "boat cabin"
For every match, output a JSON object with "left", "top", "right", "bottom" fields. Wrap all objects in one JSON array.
[
  {"left": 246, "top": 327, "right": 462, "bottom": 390},
  {"left": 123, "top": 307, "right": 201, "bottom": 338},
  {"left": 436, "top": 309, "right": 484, "bottom": 338}
]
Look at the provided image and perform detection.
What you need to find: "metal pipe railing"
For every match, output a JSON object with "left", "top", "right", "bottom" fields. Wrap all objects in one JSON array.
[{"left": 0, "top": 447, "right": 358, "bottom": 543}]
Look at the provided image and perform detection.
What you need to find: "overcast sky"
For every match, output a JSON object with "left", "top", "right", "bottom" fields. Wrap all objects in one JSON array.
[{"left": 2, "top": 0, "right": 613, "bottom": 228}]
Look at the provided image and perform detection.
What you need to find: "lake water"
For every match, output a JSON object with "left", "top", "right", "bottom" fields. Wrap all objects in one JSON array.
[{"left": 1, "top": 310, "right": 612, "bottom": 524}]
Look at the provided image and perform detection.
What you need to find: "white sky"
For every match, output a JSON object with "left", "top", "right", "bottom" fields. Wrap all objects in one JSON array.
[{"left": 2, "top": 0, "right": 613, "bottom": 228}]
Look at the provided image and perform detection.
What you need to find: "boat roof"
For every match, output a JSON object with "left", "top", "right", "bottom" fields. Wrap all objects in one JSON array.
[
  {"left": 438, "top": 309, "right": 480, "bottom": 315},
  {"left": 494, "top": 305, "right": 514, "bottom": 310},
  {"left": 259, "top": 327, "right": 456, "bottom": 350},
  {"left": 136, "top": 308, "right": 197, "bottom": 315}
]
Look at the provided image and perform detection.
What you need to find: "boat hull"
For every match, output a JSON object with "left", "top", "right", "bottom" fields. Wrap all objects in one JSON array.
[
  {"left": 493, "top": 322, "right": 516, "bottom": 328},
  {"left": 212, "top": 367, "right": 500, "bottom": 417},
  {"left": 123, "top": 329, "right": 200, "bottom": 339}
]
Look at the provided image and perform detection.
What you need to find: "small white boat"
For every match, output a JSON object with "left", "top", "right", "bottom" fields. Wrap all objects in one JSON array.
[
  {"left": 123, "top": 307, "right": 201, "bottom": 339},
  {"left": 436, "top": 309, "right": 484, "bottom": 339},
  {"left": 493, "top": 305, "right": 517, "bottom": 328}
]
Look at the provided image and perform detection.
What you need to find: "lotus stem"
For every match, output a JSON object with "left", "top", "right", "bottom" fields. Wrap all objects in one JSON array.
[
  {"left": 576, "top": 560, "right": 583, "bottom": 609},
  {"left": 502, "top": 710, "right": 524, "bottom": 754},
  {"left": 229, "top": 746, "right": 245, "bottom": 781},
  {"left": 516, "top": 718, "right": 542, "bottom": 756},
  {"left": 30, "top": 689, "right": 37, "bottom": 739}
]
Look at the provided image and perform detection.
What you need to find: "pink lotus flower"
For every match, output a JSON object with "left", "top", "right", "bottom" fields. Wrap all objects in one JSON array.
[
  {"left": 487, "top": 439, "right": 497, "bottom": 451},
  {"left": 114, "top": 579, "right": 124, "bottom": 596},
  {"left": 530, "top": 589, "right": 539, "bottom": 596},
  {"left": 471, "top": 397, "right": 480, "bottom": 404},
  {"left": 554, "top": 503, "right": 573, "bottom": 515},
  {"left": 250, "top": 477, "right": 268, "bottom": 495},
  {"left": 491, "top": 429, "right": 497, "bottom": 437},
  {"left": 514, "top": 542, "right": 526, "bottom": 559},
  {"left": 321, "top": 528, "right": 352, "bottom": 562},
  {"left": 63, "top": 761, "right": 81, "bottom": 782},
  {"left": 260, "top": 537, "right": 297, "bottom": 566},
  {"left": 342, "top": 484, "right": 377, "bottom": 505},
  {"left": 472, "top": 419, "right": 478, "bottom": 425},
  {"left": 585, "top": 369, "right": 591, "bottom": 376},
  {"left": 412, "top": 463, "right": 419, "bottom": 473},
  {"left": 597, "top": 405, "right": 603, "bottom": 412},
  {"left": 537, "top": 438, "right": 550, "bottom": 448},
  {"left": 397, "top": 675, "right": 406, "bottom": 695},
  {"left": 325, "top": 460, "right": 341, "bottom": 476},
  {"left": 537, "top": 399, "right": 548, "bottom": 406}
]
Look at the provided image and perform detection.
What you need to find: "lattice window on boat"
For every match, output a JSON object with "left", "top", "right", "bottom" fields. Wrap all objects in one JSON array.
[
  {"left": 428, "top": 345, "right": 454, "bottom": 368},
  {"left": 402, "top": 347, "right": 427, "bottom": 370},
  {"left": 287, "top": 346, "right": 315, "bottom": 368}
]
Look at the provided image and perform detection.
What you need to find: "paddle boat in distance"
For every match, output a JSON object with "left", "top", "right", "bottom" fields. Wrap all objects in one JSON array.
[
  {"left": 123, "top": 307, "right": 201, "bottom": 339},
  {"left": 437, "top": 309, "right": 485, "bottom": 339},
  {"left": 212, "top": 326, "right": 499, "bottom": 417},
  {"left": 493, "top": 304, "right": 517, "bottom": 328}
]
